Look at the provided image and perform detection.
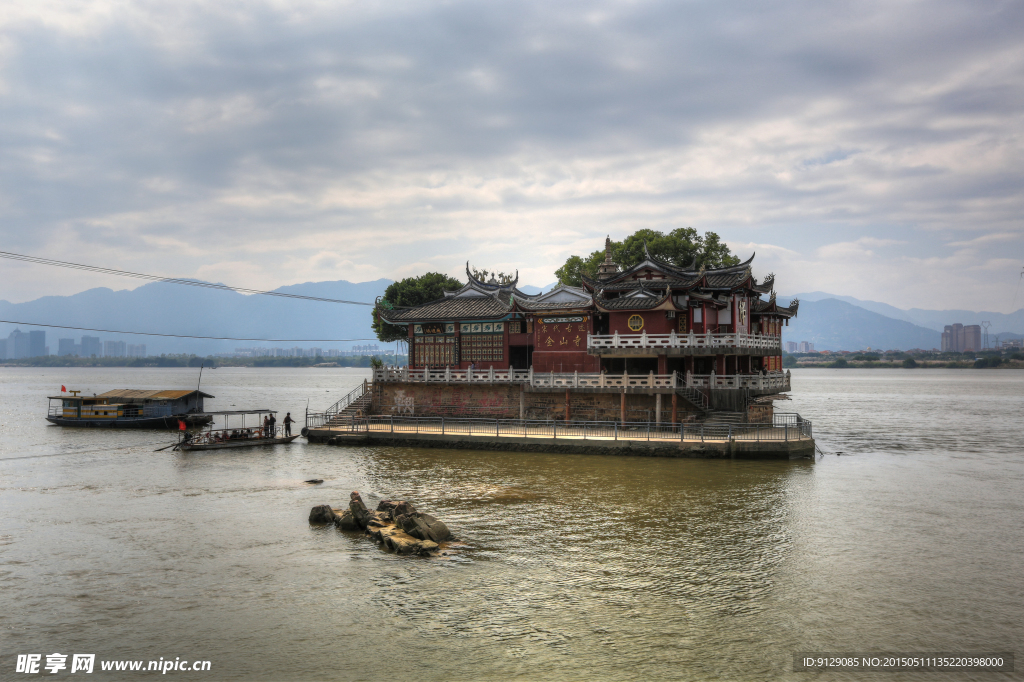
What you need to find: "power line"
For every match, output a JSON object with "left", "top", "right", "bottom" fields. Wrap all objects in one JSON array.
[
  {"left": 0, "top": 319, "right": 380, "bottom": 343},
  {"left": 0, "top": 251, "right": 373, "bottom": 306}
]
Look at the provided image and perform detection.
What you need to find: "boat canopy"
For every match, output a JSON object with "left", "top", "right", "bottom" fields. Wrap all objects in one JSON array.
[{"left": 189, "top": 409, "right": 276, "bottom": 417}]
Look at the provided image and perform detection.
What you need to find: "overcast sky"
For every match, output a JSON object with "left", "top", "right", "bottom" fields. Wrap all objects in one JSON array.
[{"left": 1, "top": 0, "right": 1022, "bottom": 311}]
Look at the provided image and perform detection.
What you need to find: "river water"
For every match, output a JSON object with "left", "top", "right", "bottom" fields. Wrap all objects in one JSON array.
[{"left": 1, "top": 367, "right": 1021, "bottom": 681}]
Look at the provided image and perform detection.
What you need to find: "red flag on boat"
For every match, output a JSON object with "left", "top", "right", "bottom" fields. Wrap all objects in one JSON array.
[
  {"left": 178, "top": 420, "right": 187, "bottom": 431},
  {"left": 61, "top": 385, "right": 67, "bottom": 392}
]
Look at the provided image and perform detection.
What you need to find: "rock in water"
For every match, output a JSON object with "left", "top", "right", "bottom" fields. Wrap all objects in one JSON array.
[
  {"left": 426, "top": 519, "right": 450, "bottom": 542},
  {"left": 397, "top": 514, "right": 432, "bottom": 541},
  {"left": 392, "top": 501, "right": 417, "bottom": 518},
  {"left": 311, "top": 496, "right": 450, "bottom": 557},
  {"left": 308, "top": 504, "right": 337, "bottom": 524},
  {"left": 349, "top": 494, "right": 370, "bottom": 529},
  {"left": 334, "top": 509, "right": 358, "bottom": 531}
]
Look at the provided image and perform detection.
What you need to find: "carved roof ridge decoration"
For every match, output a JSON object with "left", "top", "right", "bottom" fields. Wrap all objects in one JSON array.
[
  {"left": 751, "top": 292, "right": 799, "bottom": 318},
  {"left": 464, "top": 261, "right": 520, "bottom": 292}
]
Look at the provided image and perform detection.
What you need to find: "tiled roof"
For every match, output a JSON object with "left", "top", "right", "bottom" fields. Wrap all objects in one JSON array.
[
  {"left": 513, "top": 298, "right": 593, "bottom": 311},
  {"left": 752, "top": 297, "right": 798, "bottom": 318},
  {"left": 704, "top": 270, "right": 751, "bottom": 288},
  {"left": 585, "top": 275, "right": 702, "bottom": 292},
  {"left": 595, "top": 294, "right": 668, "bottom": 310},
  {"left": 380, "top": 294, "right": 512, "bottom": 322}
]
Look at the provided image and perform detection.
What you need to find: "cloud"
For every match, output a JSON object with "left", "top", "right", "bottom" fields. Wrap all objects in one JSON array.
[{"left": 0, "top": 0, "right": 1022, "bottom": 311}]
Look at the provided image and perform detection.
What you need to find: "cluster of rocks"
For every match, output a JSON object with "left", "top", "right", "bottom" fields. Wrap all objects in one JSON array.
[{"left": 308, "top": 492, "right": 451, "bottom": 557}]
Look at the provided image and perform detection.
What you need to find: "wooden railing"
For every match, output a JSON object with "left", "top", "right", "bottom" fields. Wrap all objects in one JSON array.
[
  {"left": 372, "top": 367, "right": 791, "bottom": 392},
  {"left": 588, "top": 331, "right": 781, "bottom": 352}
]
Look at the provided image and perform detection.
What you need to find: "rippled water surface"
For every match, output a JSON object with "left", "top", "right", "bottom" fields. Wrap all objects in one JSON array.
[{"left": 1, "top": 367, "right": 1022, "bottom": 680}]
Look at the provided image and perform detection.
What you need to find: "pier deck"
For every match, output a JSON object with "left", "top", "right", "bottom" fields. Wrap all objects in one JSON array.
[{"left": 305, "top": 416, "right": 814, "bottom": 459}]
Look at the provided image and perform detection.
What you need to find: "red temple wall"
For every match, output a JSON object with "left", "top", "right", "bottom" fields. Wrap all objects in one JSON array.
[
  {"left": 532, "top": 351, "right": 599, "bottom": 373},
  {"left": 607, "top": 310, "right": 675, "bottom": 335}
]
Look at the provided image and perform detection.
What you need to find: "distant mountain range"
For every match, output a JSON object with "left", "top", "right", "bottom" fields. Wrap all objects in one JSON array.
[
  {"left": 779, "top": 292, "right": 1024, "bottom": 351},
  {"left": 784, "top": 292, "right": 1024, "bottom": 335},
  {"left": 0, "top": 279, "right": 393, "bottom": 356},
  {"left": 2, "top": 280, "right": 1020, "bottom": 356}
]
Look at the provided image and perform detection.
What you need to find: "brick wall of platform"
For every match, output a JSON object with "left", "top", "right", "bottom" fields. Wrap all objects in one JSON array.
[{"left": 373, "top": 383, "right": 704, "bottom": 423}]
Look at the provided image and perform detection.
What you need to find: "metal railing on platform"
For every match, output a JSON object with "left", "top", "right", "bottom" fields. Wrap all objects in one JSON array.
[{"left": 308, "top": 412, "right": 811, "bottom": 443}]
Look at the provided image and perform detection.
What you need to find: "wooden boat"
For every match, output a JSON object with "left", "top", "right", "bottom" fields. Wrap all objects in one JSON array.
[
  {"left": 175, "top": 410, "right": 299, "bottom": 451},
  {"left": 47, "top": 389, "right": 214, "bottom": 429}
]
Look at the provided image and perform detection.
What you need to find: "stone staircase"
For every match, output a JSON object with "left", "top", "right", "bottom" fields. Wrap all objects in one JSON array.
[
  {"left": 323, "top": 382, "right": 372, "bottom": 427},
  {"left": 676, "top": 387, "right": 710, "bottom": 414}
]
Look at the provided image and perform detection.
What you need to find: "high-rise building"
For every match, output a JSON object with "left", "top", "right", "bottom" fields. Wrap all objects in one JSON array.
[
  {"left": 963, "top": 325, "right": 981, "bottom": 353},
  {"left": 7, "top": 329, "right": 30, "bottom": 359},
  {"left": 798, "top": 341, "right": 814, "bottom": 353},
  {"left": 942, "top": 323, "right": 981, "bottom": 353},
  {"left": 0, "top": 338, "right": 6, "bottom": 360},
  {"left": 58, "top": 338, "right": 79, "bottom": 356},
  {"left": 81, "top": 336, "right": 101, "bottom": 358},
  {"left": 104, "top": 340, "right": 127, "bottom": 357},
  {"left": 785, "top": 341, "right": 797, "bottom": 353},
  {"left": 126, "top": 344, "right": 147, "bottom": 358},
  {"left": 29, "top": 330, "right": 46, "bottom": 357}
]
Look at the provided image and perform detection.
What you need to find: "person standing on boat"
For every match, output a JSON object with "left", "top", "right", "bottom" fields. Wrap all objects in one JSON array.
[
  {"left": 268, "top": 412, "right": 277, "bottom": 438},
  {"left": 283, "top": 412, "right": 295, "bottom": 437},
  {"left": 263, "top": 414, "right": 270, "bottom": 438}
]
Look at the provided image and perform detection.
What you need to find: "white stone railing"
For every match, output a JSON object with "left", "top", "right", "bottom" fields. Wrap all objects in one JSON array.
[
  {"left": 373, "top": 366, "right": 791, "bottom": 392},
  {"left": 588, "top": 331, "right": 781, "bottom": 352},
  {"left": 373, "top": 366, "right": 532, "bottom": 384}
]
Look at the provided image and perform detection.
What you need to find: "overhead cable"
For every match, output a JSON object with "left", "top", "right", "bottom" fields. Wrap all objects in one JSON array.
[
  {"left": 0, "top": 319, "right": 380, "bottom": 343},
  {"left": 0, "top": 251, "right": 373, "bottom": 306}
]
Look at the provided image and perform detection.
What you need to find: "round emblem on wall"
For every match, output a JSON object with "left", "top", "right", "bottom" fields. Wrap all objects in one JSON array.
[{"left": 627, "top": 315, "right": 644, "bottom": 331}]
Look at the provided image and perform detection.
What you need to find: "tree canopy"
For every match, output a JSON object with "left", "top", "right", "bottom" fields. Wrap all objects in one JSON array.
[
  {"left": 554, "top": 228, "right": 740, "bottom": 287},
  {"left": 372, "top": 272, "right": 463, "bottom": 343}
]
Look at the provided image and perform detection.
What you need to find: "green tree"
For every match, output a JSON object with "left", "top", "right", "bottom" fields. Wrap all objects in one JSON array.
[
  {"left": 372, "top": 272, "right": 463, "bottom": 342},
  {"left": 555, "top": 228, "right": 741, "bottom": 287},
  {"left": 902, "top": 358, "right": 917, "bottom": 368}
]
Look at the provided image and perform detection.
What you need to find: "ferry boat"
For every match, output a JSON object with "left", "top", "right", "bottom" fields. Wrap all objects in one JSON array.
[
  {"left": 47, "top": 389, "right": 215, "bottom": 429},
  {"left": 174, "top": 409, "right": 299, "bottom": 451}
]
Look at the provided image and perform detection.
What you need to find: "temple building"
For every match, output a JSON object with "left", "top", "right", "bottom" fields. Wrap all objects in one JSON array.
[{"left": 373, "top": 239, "right": 798, "bottom": 424}]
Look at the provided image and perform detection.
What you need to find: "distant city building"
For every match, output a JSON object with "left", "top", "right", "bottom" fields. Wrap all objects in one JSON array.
[
  {"left": 81, "top": 336, "right": 101, "bottom": 357},
  {"left": 127, "top": 344, "right": 147, "bottom": 358},
  {"left": 7, "top": 329, "right": 30, "bottom": 359},
  {"left": 29, "top": 330, "right": 46, "bottom": 357},
  {"left": 785, "top": 341, "right": 797, "bottom": 353},
  {"left": 0, "top": 338, "right": 6, "bottom": 360},
  {"left": 1001, "top": 339, "right": 1022, "bottom": 349},
  {"left": 798, "top": 341, "right": 814, "bottom": 353},
  {"left": 58, "top": 338, "right": 79, "bottom": 356},
  {"left": 104, "top": 340, "right": 127, "bottom": 357},
  {"left": 942, "top": 323, "right": 982, "bottom": 352}
]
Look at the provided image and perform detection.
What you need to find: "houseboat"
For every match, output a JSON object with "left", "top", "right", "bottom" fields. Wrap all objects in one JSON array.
[{"left": 47, "top": 389, "right": 215, "bottom": 429}]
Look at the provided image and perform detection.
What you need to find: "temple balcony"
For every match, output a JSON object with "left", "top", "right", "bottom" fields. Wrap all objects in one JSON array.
[
  {"left": 587, "top": 331, "right": 780, "bottom": 356},
  {"left": 373, "top": 366, "right": 790, "bottom": 394}
]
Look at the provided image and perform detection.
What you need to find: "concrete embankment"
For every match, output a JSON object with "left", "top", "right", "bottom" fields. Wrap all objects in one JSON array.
[{"left": 305, "top": 428, "right": 814, "bottom": 460}]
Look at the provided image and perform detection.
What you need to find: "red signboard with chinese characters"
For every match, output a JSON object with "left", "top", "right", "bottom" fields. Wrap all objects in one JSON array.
[{"left": 535, "top": 316, "right": 589, "bottom": 352}]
